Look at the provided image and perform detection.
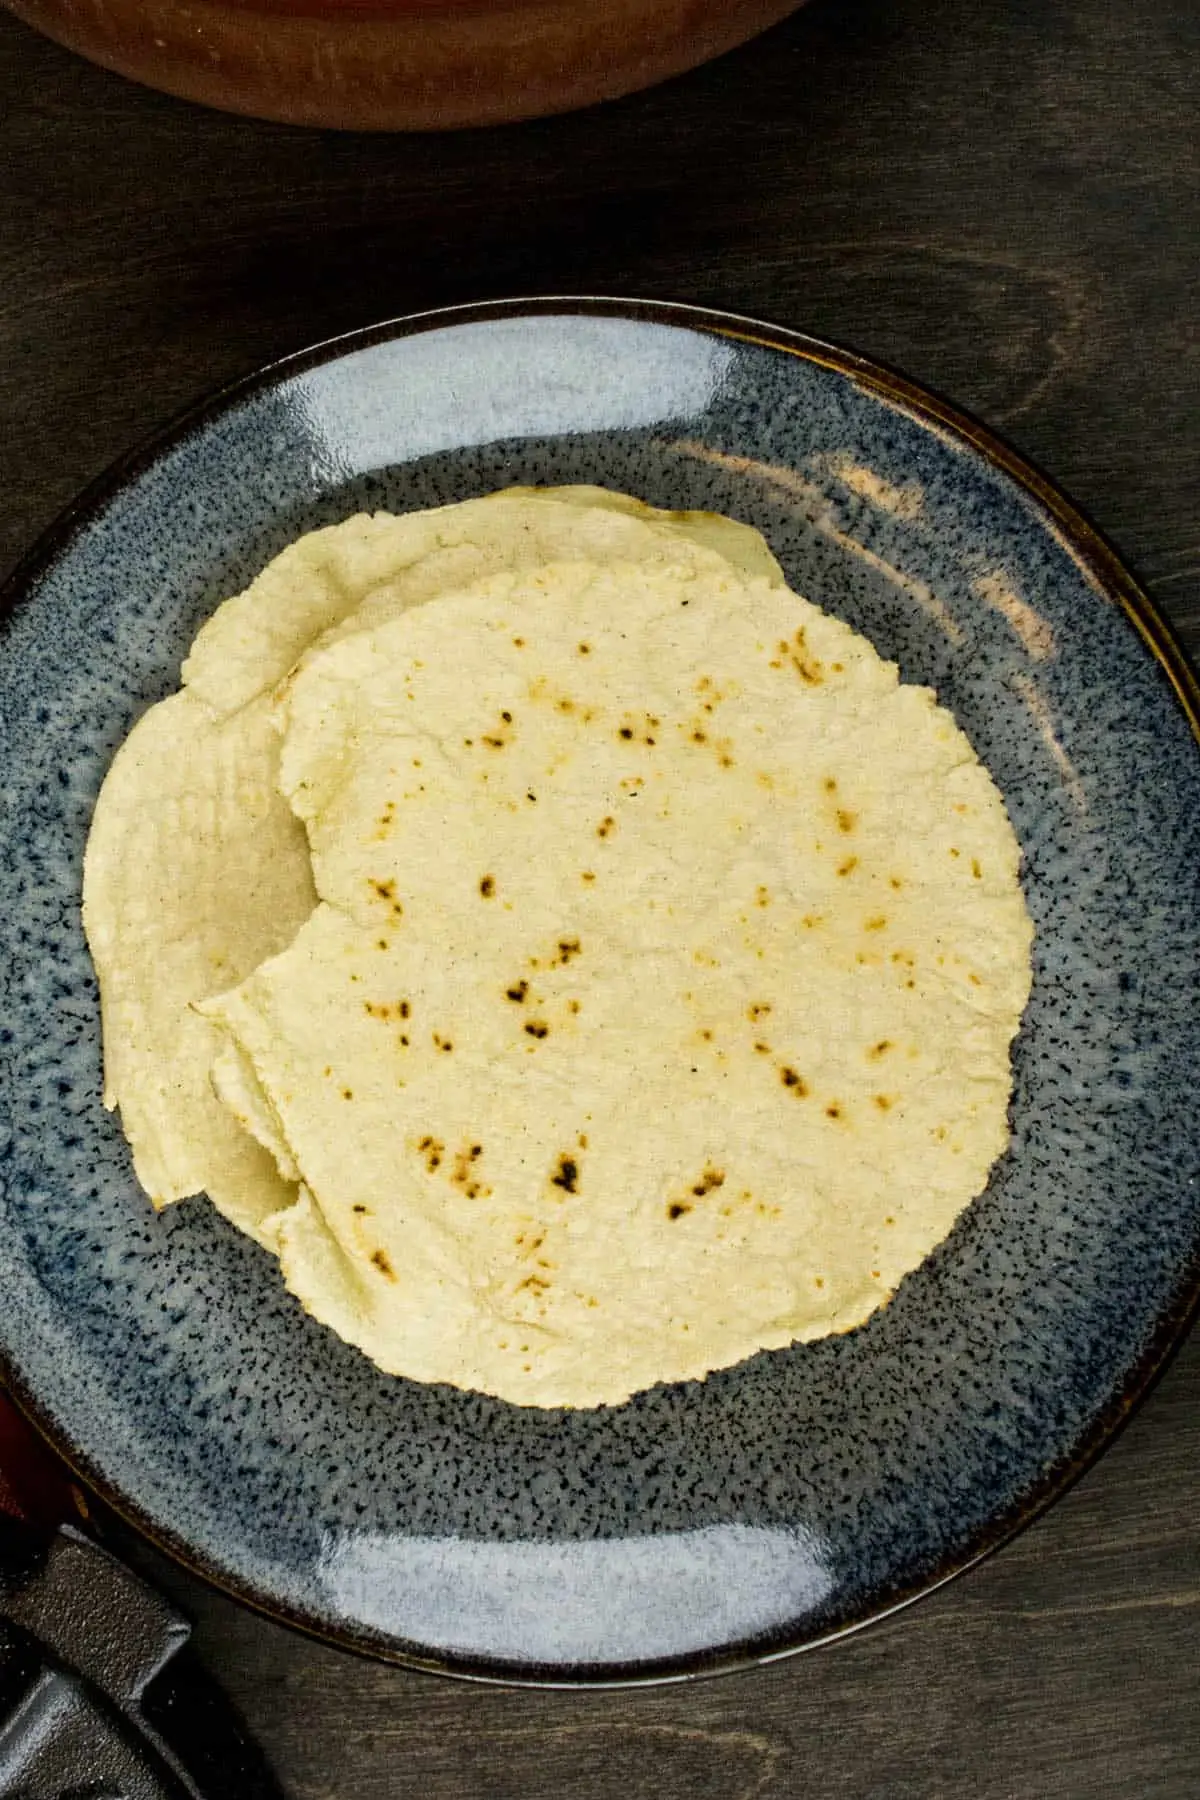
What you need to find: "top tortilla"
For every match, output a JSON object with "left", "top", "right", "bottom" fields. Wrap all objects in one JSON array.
[{"left": 200, "top": 553, "right": 1032, "bottom": 1406}]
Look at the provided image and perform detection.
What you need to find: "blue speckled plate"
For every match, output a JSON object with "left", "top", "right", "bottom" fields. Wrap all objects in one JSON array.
[{"left": 1, "top": 299, "right": 1198, "bottom": 1686}]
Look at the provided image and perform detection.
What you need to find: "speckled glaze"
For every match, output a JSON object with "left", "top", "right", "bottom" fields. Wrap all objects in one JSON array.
[{"left": 1, "top": 300, "right": 1198, "bottom": 1685}]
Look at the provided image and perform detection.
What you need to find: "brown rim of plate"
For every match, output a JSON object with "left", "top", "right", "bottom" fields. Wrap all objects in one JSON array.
[{"left": 1, "top": 295, "right": 1198, "bottom": 1688}]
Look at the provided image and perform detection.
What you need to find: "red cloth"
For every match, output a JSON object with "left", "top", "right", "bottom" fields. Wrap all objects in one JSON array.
[{"left": 0, "top": 1391, "right": 80, "bottom": 1527}]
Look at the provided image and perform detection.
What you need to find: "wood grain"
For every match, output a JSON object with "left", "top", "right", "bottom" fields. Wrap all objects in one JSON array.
[{"left": 2, "top": 0, "right": 1198, "bottom": 1792}]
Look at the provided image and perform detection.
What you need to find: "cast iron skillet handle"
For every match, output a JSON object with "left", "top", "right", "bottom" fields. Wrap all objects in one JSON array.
[{"left": 0, "top": 1390, "right": 283, "bottom": 1800}]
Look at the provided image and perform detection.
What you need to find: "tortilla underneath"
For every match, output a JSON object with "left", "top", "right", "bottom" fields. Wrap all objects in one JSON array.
[{"left": 82, "top": 490, "right": 782, "bottom": 1242}]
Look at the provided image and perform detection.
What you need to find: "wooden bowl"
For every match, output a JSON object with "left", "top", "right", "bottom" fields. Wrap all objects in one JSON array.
[{"left": 3, "top": 0, "right": 804, "bottom": 130}]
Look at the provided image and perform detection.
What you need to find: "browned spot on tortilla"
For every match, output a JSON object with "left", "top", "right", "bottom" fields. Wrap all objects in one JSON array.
[
  {"left": 837, "top": 856, "right": 858, "bottom": 877},
  {"left": 550, "top": 1154, "right": 578, "bottom": 1193},
  {"left": 836, "top": 809, "right": 858, "bottom": 834},
  {"left": 416, "top": 1134, "right": 444, "bottom": 1173},
  {"left": 369, "top": 878, "right": 401, "bottom": 919},
  {"left": 371, "top": 1249, "right": 396, "bottom": 1280},
  {"left": 450, "top": 1142, "right": 489, "bottom": 1200},
  {"left": 779, "top": 1066, "right": 808, "bottom": 1095}
]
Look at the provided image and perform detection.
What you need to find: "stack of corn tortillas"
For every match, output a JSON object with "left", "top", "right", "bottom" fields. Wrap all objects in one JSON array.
[{"left": 83, "top": 487, "right": 1032, "bottom": 1408}]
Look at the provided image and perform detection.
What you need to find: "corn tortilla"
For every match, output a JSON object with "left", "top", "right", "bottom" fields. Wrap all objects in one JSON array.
[{"left": 200, "top": 554, "right": 1032, "bottom": 1406}]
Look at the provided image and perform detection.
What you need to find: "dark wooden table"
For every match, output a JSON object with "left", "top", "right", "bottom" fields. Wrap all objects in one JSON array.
[{"left": 4, "top": 1, "right": 1198, "bottom": 1793}]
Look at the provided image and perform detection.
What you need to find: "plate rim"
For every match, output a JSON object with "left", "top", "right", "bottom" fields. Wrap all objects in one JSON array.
[{"left": 2, "top": 293, "right": 1198, "bottom": 1688}]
